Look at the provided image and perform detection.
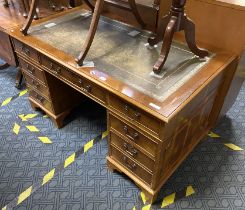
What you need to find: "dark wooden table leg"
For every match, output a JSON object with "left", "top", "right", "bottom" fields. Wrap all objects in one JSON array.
[
  {"left": 128, "top": 0, "right": 145, "bottom": 28},
  {"left": 3, "top": 0, "right": 9, "bottom": 7},
  {"left": 76, "top": 0, "right": 104, "bottom": 66},
  {"left": 20, "top": 0, "right": 39, "bottom": 35},
  {"left": 84, "top": 0, "right": 95, "bottom": 11},
  {"left": 150, "top": 0, "right": 209, "bottom": 74},
  {"left": 0, "top": 62, "right": 10, "bottom": 70},
  {"left": 15, "top": 68, "right": 23, "bottom": 89}
]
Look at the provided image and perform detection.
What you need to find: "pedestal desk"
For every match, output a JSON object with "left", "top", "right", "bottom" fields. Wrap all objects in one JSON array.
[{"left": 10, "top": 8, "right": 238, "bottom": 202}]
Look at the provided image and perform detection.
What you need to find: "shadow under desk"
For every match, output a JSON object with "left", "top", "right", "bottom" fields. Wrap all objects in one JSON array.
[{"left": 10, "top": 8, "right": 239, "bottom": 203}]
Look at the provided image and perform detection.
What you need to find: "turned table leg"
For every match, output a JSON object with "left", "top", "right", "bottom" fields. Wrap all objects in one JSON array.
[
  {"left": 149, "top": 0, "right": 209, "bottom": 74},
  {"left": 76, "top": 0, "right": 104, "bottom": 66},
  {"left": 15, "top": 68, "right": 23, "bottom": 89},
  {"left": 128, "top": 0, "right": 145, "bottom": 28},
  {"left": 3, "top": 0, "right": 9, "bottom": 7},
  {"left": 20, "top": 0, "right": 39, "bottom": 35}
]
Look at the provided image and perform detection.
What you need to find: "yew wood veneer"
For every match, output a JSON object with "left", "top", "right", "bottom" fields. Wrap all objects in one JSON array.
[{"left": 10, "top": 7, "right": 239, "bottom": 203}]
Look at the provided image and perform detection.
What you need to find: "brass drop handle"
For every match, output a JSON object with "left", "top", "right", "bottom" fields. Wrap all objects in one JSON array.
[
  {"left": 31, "top": 79, "right": 39, "bottom": 88},
  {"left": 55, "top": 67, "right": 61, "bottom": 74},
  {"left": 34, "top": 93, "right": 44, "bottom": 104},
  {"left": 123, "top": 156, "right": 136, "bottom": 170},
  {"left": 123, "top": 143, "right": 138, "bottom": 157},
  {"left": 78, "top": 79, "right": 83, "bottom": 84},
  {"left": 21, "top": 45, "right": 30, "bottom": 56},
  {"left": 85, "top": 85, "right": 92, "bottom": 93},
  {"left": 123, "top": 125, "right": 139, "bottom": 140},
  {"left": 26, "top": 64, "right": 34, "bottom": 74},
  {"left": 124, "top": 105, "right": 129, "bottom": 112},
  {"left": 134, "top": 112, "right": 141, "bottom": 119}
]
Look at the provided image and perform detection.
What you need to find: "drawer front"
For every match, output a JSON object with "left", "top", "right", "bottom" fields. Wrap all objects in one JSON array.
[
  {"left": 40, "top": 55, "right": 106, "bottom": 104},
  {"left": 29, "top": 89, "right": 53, "bottom": 113},
  {"left": 110, "top": 145, "right": 152, "bottom": 186},
  {"left": 109, "top": 95, "right": 161, "bottom": 135},
  {"left": 110, "top": 131, "right": 155, "bottom": 172},
  {"left": 23, "top": 72, "right": 50, "bottom": 99},
  {"left": 13, "top": 39, "right": 39, "bottom": 62},
  {"left": 19, "top": 58, "right": 46, "bottom": 83},
  {"left": 109, "top": 114, "right": 158, "bottom": 157}
]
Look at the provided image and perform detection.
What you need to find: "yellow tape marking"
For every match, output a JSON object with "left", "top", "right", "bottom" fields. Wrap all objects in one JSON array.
[
  {"left": 161, "top": 193, "right": 175, "bottom": 208},
  {"left": 102, "top": 130, "right": 108, "bottom": 139},
  {"left": 43, "top": 115, "right": 48, "bottom": 118},
  {"left": 13, "top": 123, "right": 20, "bottom": 135},
  {"left": 17, "top": 186, "right": 32, "bottom": 205},
  {"left": 140, "top": 192, "right": 147, "bottom": 204},
  {"left": 19, "top": 89, "right": 28, "bottom": 97},
  {"left": 142, "top": 204, "right": 151, "bottom": 210},
  {"left": 42, "top": 169, "right": 55, "bottom": 185},
  {"left": 64, "top": 153, "right": 76, "bottom": 168},
  {"left": 2, "top": 206, "right": 7, "bottom": 210},
  {"left": 224, "top": 143, "right": 243, "bottom": 151},
  {"left": 84, "top": 139, "right": 94, "bottom": 153},
  {"left": 208, "top": 131, "right": 220, "bottom": 138},
  {"left": 38, "top": 137, "right": 52, "bottom": 144},
  {"left": 1, "top": 97, "right": 12, "bottom": 106},
  {"left": 19, "top": 114, "right": 28, "bottom": 121},
  {"left": 132, "top": 207, "right": 136, "bottom": 210},
  {"left": 186, "top": 186, "right": 195, "bottom": 196},
  {"left": 26, "top": 125, "right": 39, "bottom": 132}
]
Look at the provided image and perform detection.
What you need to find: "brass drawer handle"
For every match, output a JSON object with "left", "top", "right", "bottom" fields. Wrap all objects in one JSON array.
[
  {"left": 134, "top": 112, "right": 141, "bottom": 119},
  {"left": 31, "top": 79, "right": 39, "bottom": 88},
  {"left": 124, "top": 105, "right": 141, "bottom": 120},
  {"left": 123, "top": 156, "right": 136, "bottom": 170},
  {"left": 55, "top": 67, "right": 61, "bottom": 74},
  {"left": 50, "top": 63, "right": 61, "bottom": 74},
  {"left": 85, "top": 85, "right": 92, "bottom": 93},
  {"left": 123, "top": 125, "right": 139, "bottom": 140},
  {"left": 34, "top": 93, "right": 44, "bottom": 104},
  {"left": 123, "top": 143, "right": 138, "bottom": 157},
  {"left": 26, "top": 64, "right": 34, "bottom": 74},
  {"left": 78, "top": 79, "right": 83, "bottom": 84},
  {"left": 21, "top": 45, "right": 30, "bottom": 56}
]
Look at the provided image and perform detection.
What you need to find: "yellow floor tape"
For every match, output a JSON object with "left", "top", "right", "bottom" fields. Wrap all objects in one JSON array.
[
  {"left": 2, "top": 131, "right": 108, "bottom": 210},
  {"left": 1, "top": 89, "right": 28, "bottom": 107}
]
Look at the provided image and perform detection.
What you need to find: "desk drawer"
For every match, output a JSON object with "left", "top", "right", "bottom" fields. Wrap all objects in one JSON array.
[
  {"left": 110, "top": 131, "right": 155, "bottom": 172},
  {"left": 110, "top": 145, "right": 152, "bottom": 186},
  {"left": 13, "top": 39, "right": 39, "bottom": 62},
  {"left": 29, "top": 89, "right": 53, "bottom": 113},
  {"left": 19, "top": 58, "right": 46, "bottom": 83},
  {"left": 41, "top": 55, "right": 106, "bottom": 104},
  {"left": 109, "top": 95, "right": 161, "bottom": 136},
  {"left": 23, "top": 72, "right": 50, "bottom": 99},
  {"left": 109, "top": 114, "right": 158, "bottom": 157}
]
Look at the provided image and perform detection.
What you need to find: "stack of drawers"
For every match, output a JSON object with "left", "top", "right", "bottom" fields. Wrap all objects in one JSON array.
[
  {"left": 108, "top": 95, "right": 162, "bottom": 189},
  {"left": 13, "top": 39, "right": 54, "bottom": 113}
]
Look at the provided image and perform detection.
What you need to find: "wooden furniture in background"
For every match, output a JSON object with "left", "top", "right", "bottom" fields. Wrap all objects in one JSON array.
[
  {"left": 0, "top": 0, "right": 74, "bottom": 88},
  {"left": 10, "top": 7, "right": 239, "bottom": 202},
  {"left": 180, "top": 0, "right": 245, "bottom": 118},
  {"left": 148, "top": 0, "right": 208, "bottom": 73},
  {"left": 21, "top": 0, "right": 145, "bottom": 66}
]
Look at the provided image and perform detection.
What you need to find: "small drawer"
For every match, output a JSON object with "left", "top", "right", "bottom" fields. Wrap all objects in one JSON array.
[
  {"left": 23, "top": 72, "right": 50, "bottom": 99},
  {"left": 109, "top": 114, "right": 158, "bottom": 157},
  {"left": 110, "top": 145, "right": 152, "bottom": 186},
  {"left": 13, "top": 39, "right": 39, "bottom": 62},
  {"left": 19, "top": 58, "right": 46, "bottom": 83},
  {"left": 110, "top": 131, "right": 155, "bottom": 172},
  {"left": 29, "top": 89, "right": 53, "bottom": 113},
  {"left": 109, "top": 95, "right": 161, "bottom": 136},
  {"left": 41, "top": 55, "right": 106, "bottom": 104}
]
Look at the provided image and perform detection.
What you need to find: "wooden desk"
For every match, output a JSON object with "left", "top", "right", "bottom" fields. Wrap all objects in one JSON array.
[{"left": 10, "top": 8, "right": 238, "bottom": 203}]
